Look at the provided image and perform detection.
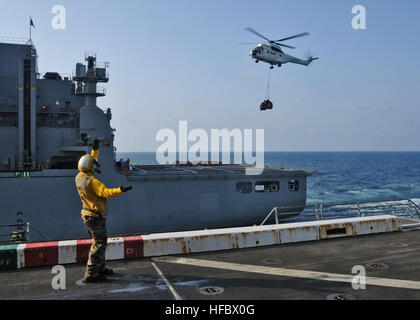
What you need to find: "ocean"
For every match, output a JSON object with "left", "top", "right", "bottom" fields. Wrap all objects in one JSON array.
[{"left": 116, "top": 151, "right": 420, "bottom": 206}]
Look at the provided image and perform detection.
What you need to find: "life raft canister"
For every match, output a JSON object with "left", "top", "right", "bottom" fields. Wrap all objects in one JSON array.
[{"left": 260, "top": 99, "right": 273, "bottom": 111}]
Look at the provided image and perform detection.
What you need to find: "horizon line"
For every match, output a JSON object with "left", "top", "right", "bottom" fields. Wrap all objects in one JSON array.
[{"left": 116, "top": 150, "right": 420, "bottom": 153}]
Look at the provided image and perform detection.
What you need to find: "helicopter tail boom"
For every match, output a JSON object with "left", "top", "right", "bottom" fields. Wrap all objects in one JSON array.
[
  {"left": 305, "top": 57, "right": 319, "bottom": 66},
  {"left": 289, "top": 56, "right": 318, "bottom": 66}
]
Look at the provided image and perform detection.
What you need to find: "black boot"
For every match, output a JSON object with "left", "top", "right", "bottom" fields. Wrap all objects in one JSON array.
[
  {"left": 83, "top": 274, "right": 107, "bottom": 283},
  {"left": 100, "top": 268, "right": 114, "bottom": 275}
]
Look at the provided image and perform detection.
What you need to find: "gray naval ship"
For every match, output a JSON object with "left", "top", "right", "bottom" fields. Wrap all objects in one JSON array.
[{"left": 0, "top": 39, "right": 314, "bottom": 242}]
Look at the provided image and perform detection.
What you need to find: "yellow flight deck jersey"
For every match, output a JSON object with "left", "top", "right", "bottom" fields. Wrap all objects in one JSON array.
[{"left": 75, "top": 149, "right": 123, "bottom": 217}]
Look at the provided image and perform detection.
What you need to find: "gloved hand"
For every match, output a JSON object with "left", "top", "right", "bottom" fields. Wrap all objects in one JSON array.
[
  {"left": 92, "top": 138, "right": 100, "bottom": 151},
  {"left": 120, "top": 185, "right": 132, "bottom": 193}
]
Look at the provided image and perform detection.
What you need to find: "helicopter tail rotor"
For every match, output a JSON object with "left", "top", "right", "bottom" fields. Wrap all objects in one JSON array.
[{"left": 303, "top": 50, "right": 319, "bottom": 66}]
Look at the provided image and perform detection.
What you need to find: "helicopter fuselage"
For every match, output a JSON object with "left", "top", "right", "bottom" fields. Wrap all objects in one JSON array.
[{"left": 250, "top": 44, "right": 311, "bottom": 67}]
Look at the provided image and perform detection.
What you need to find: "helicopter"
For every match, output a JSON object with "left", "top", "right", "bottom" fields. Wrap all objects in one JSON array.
[{"left": 245, "top": 27, "right": 318, "bottom": 69}]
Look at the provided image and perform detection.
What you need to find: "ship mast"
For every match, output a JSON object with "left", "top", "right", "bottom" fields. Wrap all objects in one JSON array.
[
  {"left": 72, "top": 53, "right": 115, "bottom": 169},
  {"left": 73, "top": 53, "right": 109, "bottom": 108}
]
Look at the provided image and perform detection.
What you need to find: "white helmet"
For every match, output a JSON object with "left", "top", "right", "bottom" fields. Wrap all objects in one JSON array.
[{"left": 78, "top": 154, "right": 100, "bottom": 172}]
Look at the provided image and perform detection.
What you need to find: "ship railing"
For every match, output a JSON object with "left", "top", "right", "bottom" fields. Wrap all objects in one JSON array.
[
  {"left": 95, "top": 61, "right": 110, "bottom": 69},
  {"left": 38, "top": 72, "right": 73, "bottom": 80},
  {"left": 37, "top": 118, "right": 79, "bottom": 128},
  {"left": 0, "top": 222, "right": 29, "bottom": 243},
  {"left": 0, "top": 221, "right": 51, "bottom": 244},
  {"left": 0, "top": 36, "right": 29, "bottom": 45},
  {"left": 56, "top": 73, "right": 72, "bottom": 81},
  {"left": 0, "top": 119, "right": 18, "bottom": 126},
  {"left": 72, "top": 69, "right": 109, "bottom": 80},
  {"left": 59, "top": 138, "right": 85, "bottom": 146},
  {"left": 261, "top": 199, "right": 420, "bottom": 226},
  {"left": 96, "top": 86, "right": 107, "bottom": 95},
  {"left": 0, "top": 211, "right": 51, "bottom": 244}
]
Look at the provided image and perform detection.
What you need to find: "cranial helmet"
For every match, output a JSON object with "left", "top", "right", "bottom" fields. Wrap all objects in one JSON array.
[{"left": 78, "top": 154, "right": 100, "bottom": 172}]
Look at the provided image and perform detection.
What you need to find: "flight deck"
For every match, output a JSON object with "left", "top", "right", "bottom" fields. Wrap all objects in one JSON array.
[{"left": 1, "top": 227, "right": 420, "bottom": 300}]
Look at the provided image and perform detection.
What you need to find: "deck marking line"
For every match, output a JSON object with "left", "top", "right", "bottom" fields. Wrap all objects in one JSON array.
[
  {"left": 150, "top": 259, "right": 181, "bottom": 300},
  {"left": 154, "top": 257, "right": 420, "bottom": 290}
]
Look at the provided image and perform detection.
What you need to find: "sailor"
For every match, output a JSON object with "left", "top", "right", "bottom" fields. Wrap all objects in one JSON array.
[{"left": 75, "top": 138, "right": 132, "bottom": 283}]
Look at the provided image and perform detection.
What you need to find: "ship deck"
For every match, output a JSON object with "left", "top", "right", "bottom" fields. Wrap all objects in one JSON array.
[
  {"left": 127, "top": 164, "right": 315, "bottom": 178},
  {"left": 2, "top": 228, "right": 420, "bottom": 300}
]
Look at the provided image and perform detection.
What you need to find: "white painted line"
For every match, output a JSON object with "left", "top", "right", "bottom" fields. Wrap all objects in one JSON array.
[
  {"left": 109, "top": 286, "right": 150, "bottom": 293},
  {"left": 150, "top": 259, "right": 181, "bottom": 300},
  {"left": 176, "top": 167, "right": 198, "bottom": 174},
  {"left": 207, "top": 167, "right": 235, "bottom": 173},
  {"left": 155, "top": 257, "right": 420, "bottom": 291},
  {"left": 132, "top": 166, "right": 147, "bottom": 173}
]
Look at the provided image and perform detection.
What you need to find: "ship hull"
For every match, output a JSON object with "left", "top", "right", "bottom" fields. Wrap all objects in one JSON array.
[{"left": 0, "top": 166, "right": 308, "bottom": 242}]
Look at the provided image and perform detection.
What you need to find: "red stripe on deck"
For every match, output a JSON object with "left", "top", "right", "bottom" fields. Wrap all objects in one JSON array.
[
  {"left": 76, "top": 239, "right": 92, "bottom": 263},
  {"left": 24, "top": 242, "right": 59, "bottom": 267},
  {"left": 123, "top": 236, "right": 144, "bottom": 259}
]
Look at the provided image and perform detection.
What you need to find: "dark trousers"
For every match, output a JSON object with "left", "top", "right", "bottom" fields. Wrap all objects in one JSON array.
[{"left": 82, "top": 215, "right": 107, "bottom": 278}]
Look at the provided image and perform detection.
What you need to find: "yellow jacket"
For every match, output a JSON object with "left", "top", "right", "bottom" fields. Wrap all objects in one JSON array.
[{"left": 75, "top": 149, "right": 123, "bottom": 217}]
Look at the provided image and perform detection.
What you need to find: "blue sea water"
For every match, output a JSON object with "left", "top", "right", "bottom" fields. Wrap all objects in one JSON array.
[{"left": 117, "top": 152, "right": 420, "bottom": 205}]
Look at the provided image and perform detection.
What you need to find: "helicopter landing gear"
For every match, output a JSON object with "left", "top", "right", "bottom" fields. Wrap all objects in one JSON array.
[{"left": 255, "top": 60, "right": 259, "bottom": 63}]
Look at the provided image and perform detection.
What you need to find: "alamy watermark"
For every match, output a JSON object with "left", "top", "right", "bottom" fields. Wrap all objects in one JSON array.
[
  {"left": 352, "top": 5, "right": 367, "bottom": 30},
  {"left": 351, "top": 265, "right": 366, "bottom": 290},
  {"left": 156, "top": 121, "right": 265, "bottom": 175},
  {"left": 51, "top": 265, "right": 66, "bottom": 290},
  {"left": 51, "top": 5, "right": 66, "bottom": 30},
  {"left": 47, "top": 5, "right": 364, "bottom": 33}
]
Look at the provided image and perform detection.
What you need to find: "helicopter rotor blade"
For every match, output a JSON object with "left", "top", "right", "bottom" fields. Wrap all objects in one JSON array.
[
  {"left": 275, "top": 32, "right": 310, "bottom": 42},
  {"left": 244, "top": 27, "right": 271, "bottom": 42},
  {"left": 241, "top": 41, "right": 296, "bottom": 48},
  {"left": 275, "top": 43, "right": 296, "bottom": 49}
]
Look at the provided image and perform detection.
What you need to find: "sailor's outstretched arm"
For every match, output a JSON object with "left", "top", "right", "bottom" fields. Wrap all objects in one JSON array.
[{"left": 91, "top": 178, "right": 123, "bottom": 199}]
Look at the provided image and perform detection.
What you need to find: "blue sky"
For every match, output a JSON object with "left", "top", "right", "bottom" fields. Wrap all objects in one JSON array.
[{"left": 1, "top": 0, "right": 420, "bottom": 151}]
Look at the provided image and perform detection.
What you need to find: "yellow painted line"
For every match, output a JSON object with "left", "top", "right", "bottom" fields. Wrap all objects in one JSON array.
[
  {"left": 154, "top": 257, "right": 420, "bottom": 290},
  {"left": 150, "top": 259, "right": 181, "bottom": 300}
]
